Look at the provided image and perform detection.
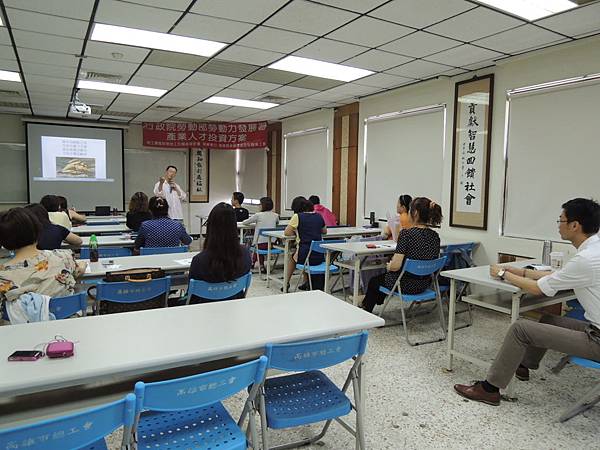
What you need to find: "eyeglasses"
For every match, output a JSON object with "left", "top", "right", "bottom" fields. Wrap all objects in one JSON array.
[{"left": 556, "top": 220, "right": 570, "bottom": 224}]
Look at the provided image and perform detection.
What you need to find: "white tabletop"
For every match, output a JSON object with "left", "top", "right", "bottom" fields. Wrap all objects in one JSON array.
[
  {"left": 264, "top": 226, "right": 381, "bottom": 240},
  {"left": 321, "top": 238, "right": 477, "bottom": 256},
  {"left": 72, "top": 224, "right": 131, "bottom": 235},
  {"left": 237, "top": 220, "right": 290, "bottom": 229},
  {"left": 62, "top": 235, "right": 135, "bottom": 249},
  {"left": 81, "top": 251, "right": 198, "bottom": 278},
  {"left": 84, "top": 217, "right": 126, "bottom": 224},
  {"left": 0, "top": 291, "right": 384, "bottom": 397},
  {"left": 441, "top": 262, "right": 532, "bottom": 293}
]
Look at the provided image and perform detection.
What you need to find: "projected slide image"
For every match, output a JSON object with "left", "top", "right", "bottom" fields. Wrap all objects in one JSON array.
[
  {"left": 56, "top": 157, "right": 96, "bottom": 178},
  {"left": 38, "top": 136, "right": 113, "bottom": 182}
]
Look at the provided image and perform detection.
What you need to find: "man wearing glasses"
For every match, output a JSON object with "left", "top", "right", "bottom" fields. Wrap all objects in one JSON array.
[{"left": 455, "top": 198, "right": 600, "bottom": 405}]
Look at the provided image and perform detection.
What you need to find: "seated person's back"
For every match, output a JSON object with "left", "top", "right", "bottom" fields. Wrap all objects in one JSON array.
[
  {"left": 231, "top": 191, "right": 249, "bottom": 221},
  {"left": 126, "top": 191, "right": 153, "bottom": 232},
  {"left": 134, "top": 197, "right": 192, "bottom": 249},
  {"left": 40, "top": 195, "right": 72, "bottom": 230},
  {"left": 189, "top": 202, "right": 252, "bottom": 304},
  {"left": 25, "top": 203, "right": 82, "bottom": 251}
]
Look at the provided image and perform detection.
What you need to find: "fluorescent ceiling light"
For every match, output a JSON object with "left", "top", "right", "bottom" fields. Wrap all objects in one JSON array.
[
  {"left": 91, "top": 23, "right": 227, "bottom": 57},
  {"left": 78, "top": 80, "right": 166, "bottom": 97},
  {"left": 476, "top": 0, "right": 577, "bottom": 21},
  {"left": 204, "top": 96, "right": 278, "bottom": 109},
  {"left": 0, "top": 17, "right": 3, "bottom": 26},
  {"left": 269, "top": 56, "right": 373, "bottom": 82},
  {"left": 0, "top": 70, "right": 21, "bottom": 82}
]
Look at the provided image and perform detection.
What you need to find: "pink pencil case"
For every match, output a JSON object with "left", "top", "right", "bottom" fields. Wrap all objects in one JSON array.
[{"left": 46, "top": 340, "right": 74, "bottom": 358}]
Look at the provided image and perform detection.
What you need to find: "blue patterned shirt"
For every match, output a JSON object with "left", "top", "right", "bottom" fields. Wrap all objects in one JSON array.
[{"left": 134, "top": 217, "right": 192, "bottom": 249}]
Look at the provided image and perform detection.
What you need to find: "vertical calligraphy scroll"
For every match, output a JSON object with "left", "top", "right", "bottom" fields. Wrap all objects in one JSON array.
[{"left": 189, "top": 148, "right": 209, "bottom": 202}]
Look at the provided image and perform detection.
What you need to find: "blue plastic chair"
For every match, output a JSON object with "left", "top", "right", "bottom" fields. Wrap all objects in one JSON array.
[
  {"left": 80, "top": 247, "right": 132, "bottom": 259},
  {"left": 251, "top": 227, "right": 285, "bottom": 273},
  {"left": 378, "top": 256, "right": 448, "bottom": 346},
  {"left": 84, "top": 220, "right": 122, "bottom": 226},
  {"left": 50, "top": 292, "right": 88, "bottom": 319},
  {"left": 133, "top": 356, "right": 268, "bottom": 450},
  {"left": 259, "top": 332, "right": 369, "bottom": 450},
  {"left": 552, "top": 355, "right": 600, "bottom": 422},
  {"left": 94, "top": 276, "right": 171, "bottom": 315},
  {"left": 0, "top": 394, "right": 135, "bottom": 450},
  {"left": 186, "top": 272, "right": 252, "bottom": 304},
  {"left": 295, "top": 239, "right": 347, "bottom": 294},
  {"left": 140, "top": 246, "right": 188, "bottom": 255}
]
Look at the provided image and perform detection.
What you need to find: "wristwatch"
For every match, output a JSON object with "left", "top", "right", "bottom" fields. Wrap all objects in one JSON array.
[{"left": 497, "top": 268, "right": 506, "bottom": 280}]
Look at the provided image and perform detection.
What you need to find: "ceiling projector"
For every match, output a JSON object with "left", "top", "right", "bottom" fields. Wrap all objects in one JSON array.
[{"left": 70, "top": 101, "right": 91, "bottom": 115}]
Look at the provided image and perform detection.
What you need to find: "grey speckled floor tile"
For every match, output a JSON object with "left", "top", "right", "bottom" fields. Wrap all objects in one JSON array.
[{"left": 101, "top": 273, "right": 599, "bottom": 449}]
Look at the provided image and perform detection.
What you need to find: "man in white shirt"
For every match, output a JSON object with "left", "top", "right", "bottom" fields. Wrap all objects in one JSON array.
[
  {"left": 153, "top": 165, "right": 187, "bottom": 221},
  {"left": 455, "top": 198, "right": 600, "bottom": 406}
]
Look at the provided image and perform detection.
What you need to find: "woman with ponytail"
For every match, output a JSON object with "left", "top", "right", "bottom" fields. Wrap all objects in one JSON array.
[
  {"left": 134, "top": 196, "right": 192, "bottom": 250},
  {"left": 362, "top": 197, "right": 442, "bottom": 313}
]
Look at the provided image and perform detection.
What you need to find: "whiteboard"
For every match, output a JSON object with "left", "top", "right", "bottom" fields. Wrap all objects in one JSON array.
[
  {"left": 364, "top": 106, "right": 445, "bottom": 218},
  {"left": 238, "top": 149, "right": 266, "bottom": 200},
  {"left": 284, "top": 128, "right": 328, "bottom": 210},
  {"left": 124, "top": 148, "right": 188, "bottom": 217},
  {"left": 503, "top": 77, "right": 600, "bottom": 241},
  {"left": 0, "top": 143, "right": 27, "bottom": 204}
]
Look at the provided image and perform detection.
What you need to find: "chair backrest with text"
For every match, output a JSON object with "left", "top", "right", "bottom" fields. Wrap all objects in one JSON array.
[{"left": 186, "top": 272, "right": 252, "bottom": 304}]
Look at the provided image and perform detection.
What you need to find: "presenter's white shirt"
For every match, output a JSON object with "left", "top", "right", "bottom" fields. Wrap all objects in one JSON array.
[
  {"left": 538, "top": 234, "right": 600, "bottom": 328},
  {"left": 153, "top": 181, "right": 187, "bottom": 220}
]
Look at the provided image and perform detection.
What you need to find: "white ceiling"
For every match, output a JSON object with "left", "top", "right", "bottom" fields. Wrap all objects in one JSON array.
[{"left": 0, "top": 0, "right": 598, "bottom": 123}]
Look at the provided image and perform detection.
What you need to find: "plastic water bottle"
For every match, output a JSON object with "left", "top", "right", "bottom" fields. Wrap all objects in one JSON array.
[
  {"left": 89, "top": 234, "right": 99, "bottom": 263},
  {"left": 369, "top": 212, "right": 376, "bottom": 227},
  {"left": 542, "top": 240, "right": 552, "bottom": 266}
]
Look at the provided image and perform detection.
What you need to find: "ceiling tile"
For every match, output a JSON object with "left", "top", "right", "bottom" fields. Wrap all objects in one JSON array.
[
  {"left": 4, "top": 0, "right": 95, "bottom": 20},
  {"left": 17, "top": 48, "right": 79, "bottom": 67},
  {"left": 7, "top": 9, "right": 89, "bottom": 39},
  {"left": 369, "top": 0, "right": 475, "bottom": 29},
  {"left": 13, "top": 30, "right": 82, "bottom": 55},
  {"left": 0, "top": 59, "right": 19, "bottom": 71},
  {"left": 172, "top": 14, "right": 255, "bottom": 43},
  {"left": 440, "top": 67, "right": 468, "bottom": 77},
  {"left": 385, "top": 59, "right": 455, "bottom": 79},
  {"left": 134, "top": 65, "right": 191, "bottom": 82},
  {"left": 312, "top": 0, "right": 388, "bottom": 14},
  {"left": 216, "top": 88, "right": 261, "bottom": 100},
  {"left": 128, "top": 75, "right": 180, "bottom": 90},
  {"left": 229, "top": 79, "right": 282, "bottom": 93},
  {"left": 120, "top": 0, "right": 191, "bottom": 10},
  {"left": 425, "top": 44, "right": 503, "bottom": 67},
  {"left": 109, "top": 94, "right": 156, "bottom": 111},
  {"left": 286, "top": 97, "right": 332, "bottom": 107},
  {"left": 0, "top": 80, "right": 26, "bottom": 92},
  {"left": 473, "top": 24, "right": 568, "bottom": 55},
  {"left": 237, "top": 26, "right": 316, "bottom": 53},
  {"left": 162, "top": 83, "right": 222, "bottom": 104},
  {"left": 80, "top": 58, "right": 140, "bottom": 78},
  {"left": 187, "top": 72, "right": 240, "bottom": 88},
  {"left": 267, "top": 85, "right": 320, "bottom": 98},
  {"left": 205, "top": 111, "right": 247, "bottom": 121},
  {"left": 426, "top": 7, "right": 524, "bottom": 42},
  {"left": 462, "top": 59, "right": 498, "bottom": 71},
  {"left": 536, "top": 2, "right": 600, "bottom": 38},
  {"left": 185, "top": 103, "right": 230, "bottom": 115},
  {"left": 265, "top": 0, "right": 359, "bottom": 36},
  {"left": 84, "top": 42, "right": 150, "bottom": 64},
  {"left": 294, "top": 39, "right": 368, "bottom": 63},
  {"left": 198, "top": 59, "right": 260, "bottom": 78},
  {"left": 327, "top": 16, "right": 413, "bottom": 47},
  {"left": 21, "top": 62, "right": 77, "bottom": 78},
  {"left": 288, "top": 76, "right": 344, "bottom": 90},
  {"left": 354, "top": 72, "right": 416, "bottom": 88},
  {"left": 0, "top": 29, "right": 11, "bottom": 47},
  {"left": 95, "top": 0, "right": 182, "bottom": 32},
  {"left": 319, "top": 83, "right": 378, "bottom": 97},
  {"left": 0, "top": 45, "right": 15, "bottom": 60},
  {"left": 25, "top": 74, "right": 75, "bottom": 88},
  {"left": 145, "top": 51, "right": 208, "bottom": 71},
  {"left": 247, "top": 68, "right": 303, "bottom": 84},
  {"left": 218, "top": 45, "right": 285, "bottom": 66},
  {"left": 342, "top": 49, "right": 413, "bottom": 71},
  {"left": 191, "top": 0, "right": 288, "bottom": 24},
  {"left": 380, "top": 31, "right": 461, "bottom": 58},
  {"left": 135, "top": 110, "right": 175, "bottom": 122},
  {"left": 221, "top": 106, "right": 262, "bottom": 117},
  {"left": 77, "top": 91, "right": 118, "bottom": 105}
]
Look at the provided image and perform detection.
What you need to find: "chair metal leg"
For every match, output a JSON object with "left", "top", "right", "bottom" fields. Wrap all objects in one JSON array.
[
  {"left": 436, "top": 291, "right": 447, "bottom": 339},
  {"left": 259, "top": 391, "right": 269, "bottom": 450},
  {"left": 248, "top": 408, "right": 259, "bottom": 449},
  {"left": 559, "top": 382, "right": 600, "bottom": 422},
  {"left": 351, "top": 373, "right": 366, "bottom": 450},
  {"left": 379, "top": 294, "right": 392, "bottom": 317},
  {"left": 552, "top": 355, "right": 571, "bottom": 374},
  {"left": 307, "top": 269, "right": 313, "bottom": 290}
]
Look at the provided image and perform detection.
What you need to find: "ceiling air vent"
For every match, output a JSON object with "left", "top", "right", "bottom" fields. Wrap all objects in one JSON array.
[
  {"left": 91, "top": 107, "right": 137, "bottom": 118},
  {"left": 0, "top": 89, "right": 23, "bottom": 98},
  {"left": 80, "top": 70, "right": 123, "bottom": 83},
  {"left": 154, "top": 105, "right": 182, "bottom": 112},
  {"left": 0, "top": 101, "right": 29, "bottom": 108},
  {"left": 257, "top": 95, "right": 289, "bottom": 103}
]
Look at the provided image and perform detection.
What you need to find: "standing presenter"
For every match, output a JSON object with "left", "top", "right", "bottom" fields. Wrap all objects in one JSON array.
[{"left": 154, "top": 165, "right": 187, "bottom": 222}]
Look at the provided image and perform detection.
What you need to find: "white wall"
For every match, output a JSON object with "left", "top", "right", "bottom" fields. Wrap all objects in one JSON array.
[
  {"left": 358, "top": 35, "right": 600, "bottom": 265},
  {"left": 281, "top": 108, "right": 334, "bottom": 214}
]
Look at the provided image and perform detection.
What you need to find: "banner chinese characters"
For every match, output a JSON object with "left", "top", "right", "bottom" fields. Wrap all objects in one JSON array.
[
  {"left": 189, "top": 148, "right": 209, "bottom": 202},
  {"left": 143, "top": 121, "right": 268, "bottom": 149}
]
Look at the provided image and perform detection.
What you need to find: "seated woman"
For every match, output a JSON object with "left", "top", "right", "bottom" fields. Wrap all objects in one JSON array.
[
  {"left": 25, "top": 203, "right": 82, "bottom": 250},
  {"left": 134, "top": 196, "right": 192, "bottom": 250},
  {"left": 242, "top": 196, "right": 279, "bottom": 273},
  {"left": 362, "top": 197, "right": 442, "bottom": 313},
  {"left": 189, "top": 202, "right": 252, "bottom": 304},
  {"left": 0, "top": 208, "right": 86, "bottom": 322},
  {"left": 284, "top": 196, "right": 327, "bottom": 291},
  {"left": 126, "top": 192, "right": 153, "bottom": 232},
  {"left": 382, "top": 194, "right": 413, "bottom": 240},
  {"left": 57, "top": 196, "right": 87, "bottom": 224},
  {"left": 40, "top": 195, "right": 72, "bottom": 230}
]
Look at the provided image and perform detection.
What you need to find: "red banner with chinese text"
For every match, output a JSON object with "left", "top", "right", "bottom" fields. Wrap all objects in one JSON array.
[{"left": 142, "top": 121, "right": 268, "bottom": 149}]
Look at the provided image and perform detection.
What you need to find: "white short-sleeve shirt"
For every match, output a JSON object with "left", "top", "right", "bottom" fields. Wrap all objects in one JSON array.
[{"left": 538, "top": 235, "right": 600, "bottom": 328}]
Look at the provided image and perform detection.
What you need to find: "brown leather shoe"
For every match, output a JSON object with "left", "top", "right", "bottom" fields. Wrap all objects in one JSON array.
[
  {"left": 515, "top": 366, "right": 530, "bottom": 381},
  {"left": 454, "top": 381, "right": 501, "bottom": 406}
]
